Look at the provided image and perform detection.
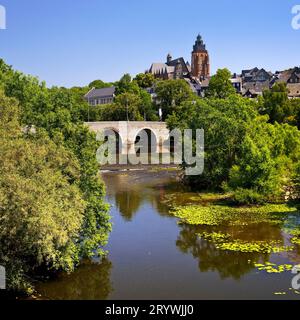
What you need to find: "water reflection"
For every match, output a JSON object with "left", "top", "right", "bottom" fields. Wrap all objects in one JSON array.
[
  {"left": 104, "top": 171, "right": 175, "bottom": 220},
  {"left": 36, "top": 171, "right": 300, "bottom": 300},
  {"left": 176, "top": 223, "right": 270, "bottom": 280},
  {"left": 114, "top": 190, "right": 142, "bottom": 221},
  {"left": 36, "top": 259, "right": 113, "bottom": 300}
]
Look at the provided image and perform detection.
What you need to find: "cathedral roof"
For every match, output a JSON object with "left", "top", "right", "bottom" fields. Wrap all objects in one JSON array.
[
  {"left": 149, "top": 63, "right": 175, "bottom": 75},
  {"left": 167, "top": 57, "right": 189, "bottom": 74}
]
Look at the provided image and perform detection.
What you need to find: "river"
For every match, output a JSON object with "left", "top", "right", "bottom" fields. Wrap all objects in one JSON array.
[{"left": 35, "top": 170, "right": 300, "bottom": 300}]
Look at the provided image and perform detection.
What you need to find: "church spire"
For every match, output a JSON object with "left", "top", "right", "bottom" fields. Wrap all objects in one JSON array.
[
  {"left": 167, "top": 53, "right": 172, "bottom": 64},
  {"left": 193, "top": 34, "right": 206, "bottom": 52},
  {"left": 191, "top": 34, "right": 210, "bottom": 79}
]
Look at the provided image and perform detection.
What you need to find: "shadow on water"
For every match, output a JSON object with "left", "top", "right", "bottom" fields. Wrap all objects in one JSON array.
[
  {"left": 35, "top": 259, "right": 113, "bottom": 300},
  {"left": 176, "top": 223, "right": 270, "bottom": 280}
]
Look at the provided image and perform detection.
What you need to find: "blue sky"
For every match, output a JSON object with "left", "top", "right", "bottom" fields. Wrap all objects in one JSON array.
[{"left": 0, "top": 0, "right": 299, "bottom": 87}]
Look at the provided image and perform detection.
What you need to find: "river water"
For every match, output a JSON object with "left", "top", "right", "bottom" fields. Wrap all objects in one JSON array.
[{"left": 36, "top": 170, "right": 300, "bottom": 300}]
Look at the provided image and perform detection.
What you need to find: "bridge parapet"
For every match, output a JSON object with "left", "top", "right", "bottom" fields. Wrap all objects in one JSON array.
[{"left": 85, "top": 121, "right": 170, "bottom": 154}]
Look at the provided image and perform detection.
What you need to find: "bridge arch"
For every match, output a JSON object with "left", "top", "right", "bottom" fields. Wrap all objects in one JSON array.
[
  {"left": 86, "top": 121, "right": 170, "bottom": 155},
  {"left": 134, "top": 128, "right": 159, "bottom": 154},
  {"left": 102, "top": 128, "right": 123, "bottom": 154}
]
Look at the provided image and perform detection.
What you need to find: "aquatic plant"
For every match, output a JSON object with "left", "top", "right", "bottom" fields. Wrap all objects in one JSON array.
[
  {"left": 291, "top": 237, "right": 300, "bottom": 245},
  {"left": 198, "top": 232, "right": 294, "bottom": 254},
  {"left": 215, "top": 240, "right": 294, "bottom": 254},
  {"left": 162, "top": 192, "right": 232, "bottom": 207},
  {"left": 254, "top": 262, "right": 294, "bottom": 273},
  {"left": 172, "top": 204, "right": 297, "bottom": 226},
  {"left": 198, "top": 231, "right": 231, "bottom": 243},
  {"left": 290, "top": 229, "right": 300, "bottom": 245}
]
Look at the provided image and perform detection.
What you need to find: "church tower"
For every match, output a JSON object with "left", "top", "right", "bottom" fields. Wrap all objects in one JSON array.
[{"left": 191, "top": 34, "right": 210, "bottom": 79}]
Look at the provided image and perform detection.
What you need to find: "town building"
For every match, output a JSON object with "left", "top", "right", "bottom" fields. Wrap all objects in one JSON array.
[
  {"left": 275, "top": 67, "right": 300, "bottom": 98},
  {"left": 239, "top": 66, "right": 300, "bottom": 98},
  {"left": 230, "top": 74, "right": 243, "bottom": 93},
  {"left": 147, "top": 35, "right": 210, "bottom": 94},
  {"left": 84, "top": 86, "right": 115, "bottom": 106}
]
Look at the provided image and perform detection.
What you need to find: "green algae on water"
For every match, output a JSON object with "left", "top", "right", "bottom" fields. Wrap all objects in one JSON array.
[
  {"left": 198, "top": 231, "right": 294, "bottom": 254},
  {"left": 254, "top": 262, "right": 294, "bottom": 273},
  {"left": 172, "top": 204, "right": 298, "bottom": 226},
  {"left": 215, "top": 240, "right": 294, "bottom": 254},
  {"left": 290, "top": 229, "right": 300, "bottom": 245}
]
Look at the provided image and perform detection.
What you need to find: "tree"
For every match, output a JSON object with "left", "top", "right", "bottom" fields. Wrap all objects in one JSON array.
[
  {"left": 0, "top": 91, "right": 86, "bottom": 292},
  {"left": 88, "top": 79, "right": 113, "bottom": 89},
  {"left": 167, "top": 86, "right": 300, "bottom": 204},
  {"left": 115, "top": 74, "right": 140, "bottom": 95},
  {"left": 206, "top": 68, "right": 236, "bottom": 99},
  {"left": 138, "top": 89, "right": 158, "bottom": 121},
  {"left": 260, "top": 83, "right": 293, "bottom": 124},
  {"left": 0, "top": 60, "right": 112, "bottom": 292},
  {"left": 227, "top": 122, "right": 300, "bottom": 203},
  {"left": 101, "top": 73, "right": 158, "bottom": 121},
  {"left": 114, "top": 93, "right": 143, "bottom": 121},
  {"left": 167, "top": 95, "right": 258, "bottom": 189},
  {"left": 289, "top": 97, "right": 300, "bottom": 128},
  {"left": 155, "top": 79, "right": 194, "bottom": 120},
  {"left": 134, "top": 73, "right": 155, "bottom": 89}
]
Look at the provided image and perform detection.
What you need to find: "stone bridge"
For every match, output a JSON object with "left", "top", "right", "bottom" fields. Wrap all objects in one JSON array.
[{"left": 85, "top": 121, "right": 170, "bottom": 154}]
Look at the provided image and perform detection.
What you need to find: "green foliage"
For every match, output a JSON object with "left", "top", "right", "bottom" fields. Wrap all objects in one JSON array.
[
  {"left": 228, "top": 122, "right": 300, "bottom": 202},
  {"left": 94, "top": 74, "right": 158, "bottom": 121},
  {"left": 168, "top": 95, "right": 259, "bottom": 189},
  {"left": 155, "top": 79, "right": 194, "bottom": 120},
  {"left": 134, "top": 73, "right": 155, "bottom": 89},
  {"left": 260, "top": 83, "right": 295, "bottom": 124},
  {"left": 138, "top": 89, "right": 159, "bottom": 121},
  {"left": 292, "top": 99, "right": 300, "bottom": 129},
  {"left": 0, "top": 59, "right": 112, "bottom": 292},
  {"left": 167, "top": 87, "right": 300, "bottom": 203},
  {"left": 206, "top": 68, "right": 236, "bottom": 99},
  {"left": 228, "top": 135, "right": 282, "bottom": 202},
  {"left": 230, "top": 188, "right": 265, "bottom": 205},
  {"left": 88, "top": 79, "right": 113, "bottom": 89},
  {"left": 0, "top": 91, "right": 86, "bottom": 291},
  {"left": 114, "top": 92, "right": 144, "bottom": 121},
  {"left": 115, "top": 73, "right": 139, "bottom": 95}
]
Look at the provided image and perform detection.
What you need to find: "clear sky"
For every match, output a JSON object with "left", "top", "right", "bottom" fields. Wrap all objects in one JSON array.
[{"left": 0, "top": 0, "right": 299, "bottom": 87}]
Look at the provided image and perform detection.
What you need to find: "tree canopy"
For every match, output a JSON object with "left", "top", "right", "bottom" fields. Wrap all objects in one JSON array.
[
  {"left": 167, "top": 91, "right": 300, "bottom": 204},
  {"left": 155, "top": 79, "right": 194, "bottom": 120},
  {"left": 0, "top": 59, "right": 111, "bottom": 293},
  {"left": 206, "top": 68, "right": 236, "bottom": 99}
]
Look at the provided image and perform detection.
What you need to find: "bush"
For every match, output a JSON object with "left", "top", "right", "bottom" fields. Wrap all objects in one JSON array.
[
  {"left": 0, "top": 92, "right": 86, "bottom": 291},
  {"left": 232, "top": 188, "right": 265, "bottom": 205}
]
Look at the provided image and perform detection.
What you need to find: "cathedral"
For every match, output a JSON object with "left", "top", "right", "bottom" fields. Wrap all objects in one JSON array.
[{"left": 148, "top": 35, "right": 210, "bottom": 81}]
